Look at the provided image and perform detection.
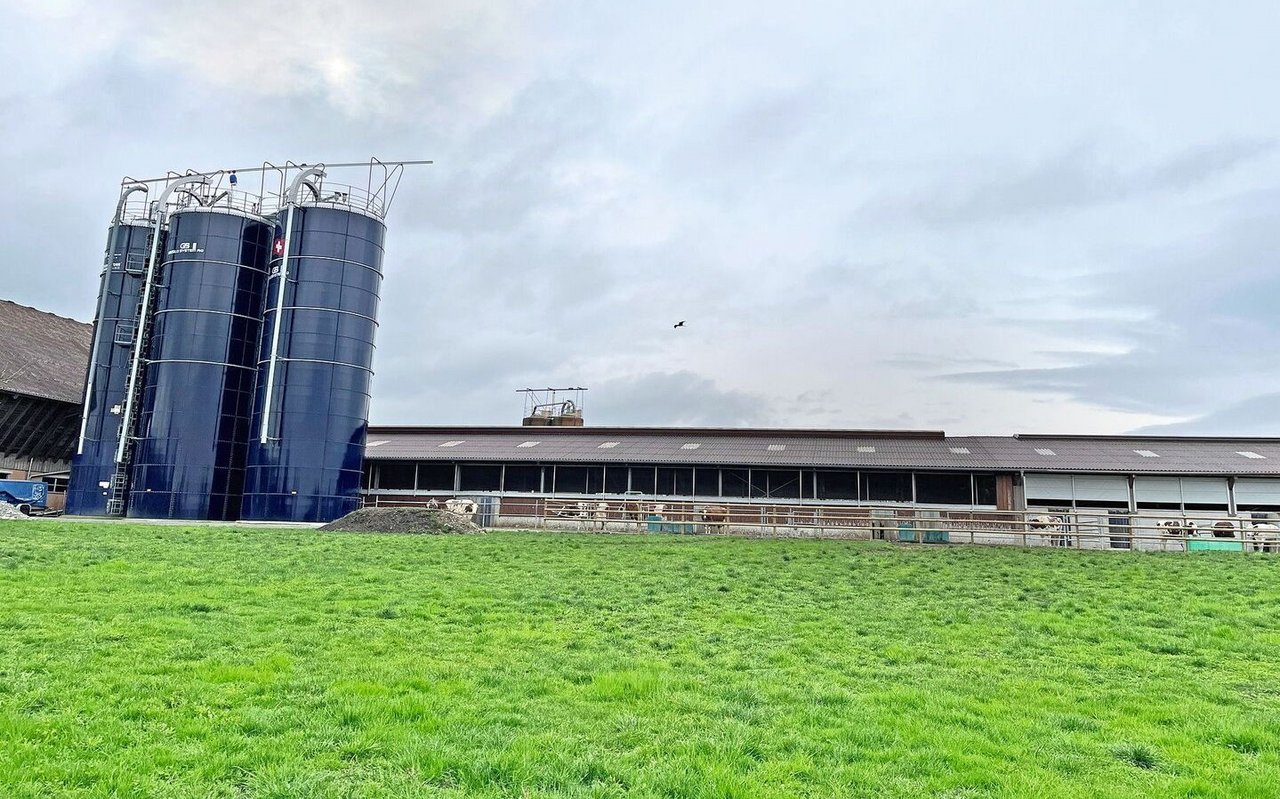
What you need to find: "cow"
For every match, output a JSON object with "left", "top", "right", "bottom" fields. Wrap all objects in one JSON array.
[
  {"left": 700, "top": 504, "right": 729, "bottom": 535},
  {"left": 1210, "top": 520, "right": 1238, "bottom": 539},
  {"left": 444, "top": 498, "right": 478, "bottom": 519},
  {"left": 545, "top": 501, "right": 608, "bottom": 530},
  {"left": 592, "top": 502, "right": 610, "bottom": 530},
  {"left": 1247, "top": 522, "right": 1280, "bottom": 553},
  {"left": 1028, "top": 514, "right": 1070, "bottom": 547},
  {"left": 1156, "top": 519, "right": 1197, "bottom": 537}
]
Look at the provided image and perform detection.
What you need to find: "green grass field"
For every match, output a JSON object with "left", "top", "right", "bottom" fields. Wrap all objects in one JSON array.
[{"left": 1, "top": 522, "right": 1278, "bottom": 798}]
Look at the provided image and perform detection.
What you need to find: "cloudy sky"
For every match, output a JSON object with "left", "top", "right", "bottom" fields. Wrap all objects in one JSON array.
[{"left": 2, "top": 1, "right": 1278, "bottom": 435}]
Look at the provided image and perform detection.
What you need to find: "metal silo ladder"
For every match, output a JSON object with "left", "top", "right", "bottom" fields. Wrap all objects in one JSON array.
[{"left": 106, "top": 229, "right": 160, "bottom": 516}]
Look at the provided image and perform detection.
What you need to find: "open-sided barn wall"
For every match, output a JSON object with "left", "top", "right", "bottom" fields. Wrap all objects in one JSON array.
[
  {"left": 361, "top": 427, "right": 1280, "bottom": 516},
  {"left": 0, "top": 451, "right": 75, "bottom": 478},
  {"left": 0, "top": 394, "right": 81, "bottom": 464},
  {"left": 0, "top": 301, "right": 93, "bottom": 503},
  {"left": 363, "top": 459, "right": 1005, "bottom": 508}
]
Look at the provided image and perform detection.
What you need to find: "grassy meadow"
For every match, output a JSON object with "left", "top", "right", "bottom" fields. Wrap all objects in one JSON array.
[{"left": 0, "top": 521, "right": 1278, "bottom": 798}]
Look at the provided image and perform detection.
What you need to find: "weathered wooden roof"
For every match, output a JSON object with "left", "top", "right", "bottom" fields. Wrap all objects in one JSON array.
[{"left": 0, "top": 300, "right": 92, "bottom": 405}]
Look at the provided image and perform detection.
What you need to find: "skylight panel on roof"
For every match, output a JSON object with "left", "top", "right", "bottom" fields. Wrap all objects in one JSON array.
[
  {"left": 857, "top": 446, "right": 876, "bottom": 453},
  {"left": 1034, "top": 448, "right": 1056, "bottom": 456},
  {"left": 1134, "top": 449, "right": 1159, "bottom": 458},
  {"left": 680, "top": 443, "right": 701, "bottom": 450},
  {"left": 949, "top": 447, "right": 970, "bottom": 454},
  {"left": 438, "top": 440, "right": 464, "bottom": 447},
  {"left": 598, "top": 441, "right": 619, "bottom": 449},
  {"left": 767, "top": 444, "right": 786, "bottom": 451},
  {"left": 517, "top": 441, "right": 540, "bottom": 448},
  {"left": 366, "top": 440, "right": 388, "bottom": 447},
  {"left": 1238, "top": 450, "right": 1266, "bottom": 459}
]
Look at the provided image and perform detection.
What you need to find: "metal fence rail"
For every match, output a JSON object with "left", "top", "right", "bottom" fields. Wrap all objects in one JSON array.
[{"left": 362, "top": 494, "right": 1280, "bottom": 554}]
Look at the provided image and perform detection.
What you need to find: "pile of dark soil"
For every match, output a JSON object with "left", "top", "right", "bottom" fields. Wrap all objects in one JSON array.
[{"left": 320, "top": 507, "right": 481, "bottom": 535}]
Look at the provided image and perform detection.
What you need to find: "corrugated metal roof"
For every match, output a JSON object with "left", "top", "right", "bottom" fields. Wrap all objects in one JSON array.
[
  {"left": 0, "top": 301, "right": 92, "bottom": 405},
  {"left": 364, "top": 426, "right": 1280, "bottom": 476}
]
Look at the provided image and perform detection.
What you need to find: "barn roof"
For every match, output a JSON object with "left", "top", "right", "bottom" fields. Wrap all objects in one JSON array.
[
  {"left": 364, "top": 425, "right": 1280, "bottom": 477},
  {"left": 0, "top": 300, "right": 93, "bottom": 405}
]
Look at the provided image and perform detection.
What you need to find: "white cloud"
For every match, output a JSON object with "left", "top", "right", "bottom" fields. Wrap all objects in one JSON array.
[{"left": 5, "top": 0, "right": 533, "bottom": 117}]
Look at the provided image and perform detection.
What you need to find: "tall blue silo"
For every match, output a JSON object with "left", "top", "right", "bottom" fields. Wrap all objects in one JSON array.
[
  {"left": 241, "top": 170, "right": 386, "bottom": 522},
  {"left": 127, "top": 206, "right": 272, "bottom": 520},
  {"left": 67, "top": 189, "right": 154, "bottom": 515}
]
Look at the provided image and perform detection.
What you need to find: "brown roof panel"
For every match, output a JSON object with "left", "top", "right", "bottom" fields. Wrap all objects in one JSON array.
[{"left": 0, "top": 301, "right": 92, "bottom": 405}]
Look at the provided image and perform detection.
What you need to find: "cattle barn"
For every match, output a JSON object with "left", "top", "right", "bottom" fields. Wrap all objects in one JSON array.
[{"left": 360, "top": 425, "right": 1280, "bottom": 519}]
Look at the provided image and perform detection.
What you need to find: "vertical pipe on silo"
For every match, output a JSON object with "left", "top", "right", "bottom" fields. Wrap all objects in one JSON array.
[
  {"left": 259, "top": 166, "right": 326, "bottom": 445},
  {"left": 75, "top": 185, "right": 146, "bottom": 456},
  {"left": 115, "top": 177, "right": 208, "bottom": 465}
]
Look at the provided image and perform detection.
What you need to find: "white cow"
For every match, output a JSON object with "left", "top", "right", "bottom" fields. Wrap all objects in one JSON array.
[
  {"left": 1028, "top": 514, "right": 1070, "bottom": 547},
  {"left": 1156, "top": 519, "right": 1197, "bottom": 537},
  {"left": 444, "top": 498, "right": 478, "bottom": 519},
  {"left": 1248, "top": 522, "right": 1280, "bottom": 553},
  {"left": 592, "top": 502, "right": 610, "bottom": 530}
]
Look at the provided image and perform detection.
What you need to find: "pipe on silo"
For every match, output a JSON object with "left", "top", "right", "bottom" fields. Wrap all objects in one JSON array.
[{"left": 259, "top": 166, "right": 326, "bottom": 445}]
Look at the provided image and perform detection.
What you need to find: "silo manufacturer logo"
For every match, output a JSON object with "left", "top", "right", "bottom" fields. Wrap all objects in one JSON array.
[{"left": 167, "top": 242, "right": 204, "bottom": 255}]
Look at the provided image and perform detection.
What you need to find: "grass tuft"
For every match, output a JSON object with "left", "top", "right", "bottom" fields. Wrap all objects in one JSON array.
[
  {"left": 1221, "top": 730, "right": 1266, "bottom": 755},
  {"left": 1112, "top": 743, "right": 1161, "bottom": 770}
]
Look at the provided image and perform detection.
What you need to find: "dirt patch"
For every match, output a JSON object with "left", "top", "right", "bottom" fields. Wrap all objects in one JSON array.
[{"left": 320, "top": 507, "right": 481, "bottom": 535}]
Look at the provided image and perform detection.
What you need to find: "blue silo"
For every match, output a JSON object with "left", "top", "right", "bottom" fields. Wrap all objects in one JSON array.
[
  {"left": 67, "top": 189, "right": 154, "bottom": 515},
  {"left": 241, "top": 170, "right": 386, "bottom": 522},
  {"left": 127, "top": 206, "right": 272, "bottom": 520}
]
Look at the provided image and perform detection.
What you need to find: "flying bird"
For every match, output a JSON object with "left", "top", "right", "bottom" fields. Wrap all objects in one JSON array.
[{"left": 673, "top": 321, "right": 685, "bottom": 329}]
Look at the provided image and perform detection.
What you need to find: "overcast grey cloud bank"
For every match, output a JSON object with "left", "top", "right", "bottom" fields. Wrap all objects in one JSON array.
[
  {"left": 2, "top": 1, "right": 1279, "bottom": 435},
  {"left": 944, "top": 187, "right": 1280, "bottom": 427}
]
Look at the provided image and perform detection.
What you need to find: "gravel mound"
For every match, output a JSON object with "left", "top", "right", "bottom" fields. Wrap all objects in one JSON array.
[
  {"left": 0, "top": 503, "right": 30, "bottom": 520},
  {"left": 320, "top": 507, "right": 481, "bottom": 535}
]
